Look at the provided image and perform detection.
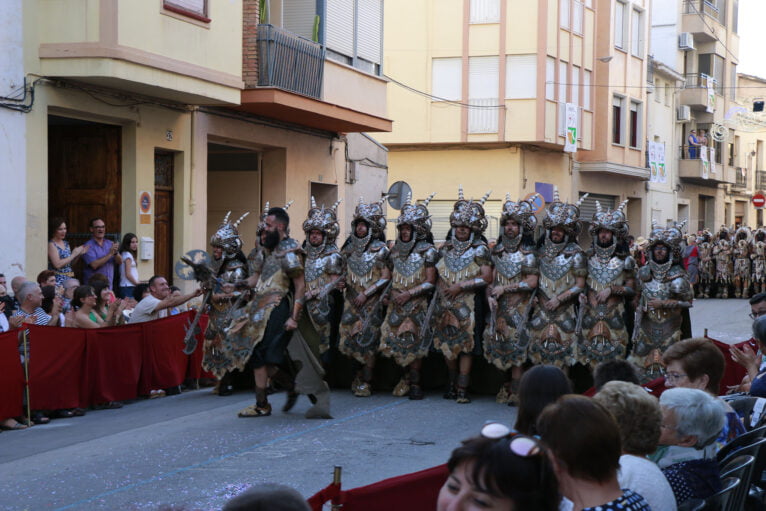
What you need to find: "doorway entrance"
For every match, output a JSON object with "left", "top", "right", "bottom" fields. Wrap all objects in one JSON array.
[{"left": 154, "top": 150, "right": 175, "bottom": 283}]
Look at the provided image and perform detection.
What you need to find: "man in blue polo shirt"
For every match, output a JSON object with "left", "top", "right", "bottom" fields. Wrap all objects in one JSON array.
[{"left": 81, "top": 217, "right": 122, "bottom": 287}]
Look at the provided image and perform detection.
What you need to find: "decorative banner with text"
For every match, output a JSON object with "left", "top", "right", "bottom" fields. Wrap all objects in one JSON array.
[
  {"left": 657, "top": 142, "right": 666, "bottom": 183},
  {"left": 701, "top": 146, "right": 709, "bottom": 179},
  {"left": 648, "top": 141, "right": 659, "bottom": 183},
  {"left": 706, "top": 76, "right": 716, "bottom": 113},
  {"left": 564, "top": 103, "right": 578, "bottom": 153}
]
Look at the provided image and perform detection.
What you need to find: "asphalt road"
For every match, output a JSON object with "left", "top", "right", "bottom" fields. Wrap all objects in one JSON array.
[{"left": 0, "top": 297, "right": 753, "bottom": 510}]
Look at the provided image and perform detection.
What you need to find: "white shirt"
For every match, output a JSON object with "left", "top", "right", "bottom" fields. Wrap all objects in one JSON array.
[
  {"left": 0, "top": 313, "right": 9, "bottom": 332},
  {"left": 119, "top": 252, "right": 139, "bottom": 287},
  {"left": 128, "top": 295, "right": 167, "bottom": 324},
  {"left": 618, "top": 454, "right": 677, "bottom": 511}
]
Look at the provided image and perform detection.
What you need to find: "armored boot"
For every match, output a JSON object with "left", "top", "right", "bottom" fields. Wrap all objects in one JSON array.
[
  {"left": 408, "top": 368, "right": 424, "bottom": 400},
  {"left": 455, "top": 373, "right": 471, "bottom": 404},
  {"left": 354, "top": 365, "right": 373, "bottom": 397},
  {"left": 443, "top": 369, "right": 457, "bottom": 400},
  {"left": 392, "top": 368, "right": 410, "bottom": 397}
]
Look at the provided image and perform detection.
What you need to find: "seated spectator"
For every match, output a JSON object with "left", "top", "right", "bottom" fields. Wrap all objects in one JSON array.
[
  {"left": 41, "top": 285, "right": 66, "bottom": 327},
  {"left": 71, "top": 285, "right": 126, "bottom": 328},
  {"left": 8, "top": 275, "right": 27, "bottom": 316},
  {"left": 168, "top": 286, "right": 187, "bottom": 316},
  {"left": 128, "top": 276, "right": 201, "bottom": 324},
  {"left": 537, "top": 395, "right": 651, "bottom": 511},
  {"left": 594, "top": 381, "right": 677, "bottom": 511},
  {"left": 663, "top": 338, "right": 745, "bottom": 448},
  {"left": 0, "top": 285, "right": 9, "bottom": 332},
  {"left": 0, "top": 274, "right": 14, "bottom": 318},
  {"left": 593, "top": 359, "right": 641, "bottom": 391},
  {"left": 514, "top": 365, "right": 571, "bottom": 436},
  {"left": 655, "top": 388, "right": 725, "bottom": 507},
  {"left": 12, "top": 281, "right": 61, "bottom": 330},
  {"left": 731, "top": 315, "right": 766, "bottom": 398},
  {"left": 727, "top": 293, "right": 766, "bottom": 393},
  {"left": 437, "top": 424, "right": 559, "bottom": 511},
  {"left": 223, "top": 483, "right": 311, "bottom": 511},
  {"left": 36, "top": 270, "right": 57, "bottom": 288},
  {"left": 91, "top": 279, "right": 117, "bottom": 322},
  {"left": 61, "top": 278, "right": 80, "bottom": 312}
]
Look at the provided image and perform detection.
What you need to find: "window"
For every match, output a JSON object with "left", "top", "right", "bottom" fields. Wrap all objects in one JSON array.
[
  {"left": 631, "top": 8, "right": 644, "bottom": 58},
  {"left": 583, "top": 69, "right": 591, "bottom": 110},
  {"left": 614, "top": 1, "right": 627, "bottom": 50},
  {"left": 163, "top": 0, "right": 209, "bottom": 22},
  {"left": 506, "top": 55, "right": 537, "bottom": 99},
  {"left": 470, "top": 0, "right": 500, "bottom": 24},
  {"left": 325, "top": 0, "right": 383, "bottom": 75},
  {"left": 613, "top": 95, "right": 625, "bottom": 145},
  {"left": 571, "top": 65, "right": 580, "bottom": 106},
  {"left": 655, "top": 79, "right": 662, "bottom": 103},
  {"left": 585, "top": 0, "right": 592, "bottom": 7},
  {"left": 432, "top": 58, "right": 462, "bottom": 101},
  {"left": 573, "top": 1, "right": 584, "bottom": 34},
  {"left": 546, "top": 57, "right": 556, "bottom": 100},
  {"left": 629, "top": 100, "right": 642, "bottom": 148},
  {"left": 559, "top": 61, "right": 568, "bottom": 103},
  {"left": 698, "top": 53, "right": 725, "bottom": 95},
  {"left": 468, "top": 56, "right": 500, "bottom": 133},
  {"left": 560, "top": 0, "right": 571, "bottom": 29}
]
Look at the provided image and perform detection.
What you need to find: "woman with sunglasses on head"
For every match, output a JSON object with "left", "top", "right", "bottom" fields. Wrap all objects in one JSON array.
[
  {"left": 437, "top": 423, "right": 559, "bottom": 511},
  {"left": 537, "top": 395, "right": 651, "bottom": 511},
  {"left": 71, "top": 285, "right": 125, "bottom": 328}
]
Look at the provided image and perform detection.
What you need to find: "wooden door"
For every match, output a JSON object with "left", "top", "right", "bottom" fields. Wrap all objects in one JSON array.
[
  {"left": 154, "top": 151, "right": 174, "bottom": 283},
  {"left": 48, "top": 124, "right": 122, "bottom": 278}
]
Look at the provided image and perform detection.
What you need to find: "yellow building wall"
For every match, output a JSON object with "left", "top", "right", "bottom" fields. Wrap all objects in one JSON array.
[
  {"left": 506, "top": 2, "right": 537, "bottom": 50},
  {"left": 468, "top": 25, "right": 500, "bottom": 56},
  {"left": 38, "top": 0, "right": 99, "bottom": 43}
]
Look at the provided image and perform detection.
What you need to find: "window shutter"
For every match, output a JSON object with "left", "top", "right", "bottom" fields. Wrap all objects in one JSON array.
[
  {"left": 470, "top": 0, "right": 500, "bottom": 23},
  {"left": 506, "top": 55, "right": 537, "bottom": 99},
  {"left": 326, "top": 0, "right": 354, "bottom": 57},
  {"left": 579, "top": 193, "right": 616, "bottom": 221},
  {"left": 165, "top": 0, "right": 206, "bottom": 16},
  {"left": 468, "top": 56, "right": 499, "bottom": 133},
  {"left": 426, "top": 200, "right": 503, "bottom": 241},
  {"left": 433, "top": 58, "right": 462, "bottom": 101},
  {"left": 283, "top": 0, "right": 316, "bottom": 40},
  {"left": 357, "top": 0, "right": 382, "bottom": 63}
]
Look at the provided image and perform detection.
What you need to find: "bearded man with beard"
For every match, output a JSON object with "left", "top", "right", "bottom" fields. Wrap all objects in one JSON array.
[
  {"left": 482, "top": 195, "right": 538, "bottom": 405},
  {"left": 629, "top": 221, "right": 693, "bottom": 383},
  {"left": 226, "top": 206, "right": 306, "bottom": 417},
  {"left": 338, "top": 197, "right": 391, "bottom": 397},
  {"left": 379, "top": 192, "right": 438, "bottom": 400},
  {"left": 578, "top": 200, "right": 636, "bottom": 367}
]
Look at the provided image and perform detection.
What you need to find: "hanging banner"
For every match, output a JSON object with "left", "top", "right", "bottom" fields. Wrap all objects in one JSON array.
[
  {"left": 657, "top": 142, "right": 667, "bottom": 183},
  {"left": 648, "top": 141, "right": 659, "bottom": 183},
  {"left": 709, "top": 147, "right": 717, "bottom": 175},
  {"left": 701, "top": 146, "right": 709, "bottom": 179},
  {"left": 706, "top": 76, "right": 716, "bottom": 113},
  {"left": 564, "top": 103, "right": 578, "bottom": 153}
]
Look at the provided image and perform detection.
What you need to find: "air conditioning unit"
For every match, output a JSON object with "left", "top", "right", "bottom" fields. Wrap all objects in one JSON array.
[
  {"left": 677, "top": 105, "right": 691, "bottom": 122},
  {"left": 679, "top": 32, "right": 695, "bottom": 51}
]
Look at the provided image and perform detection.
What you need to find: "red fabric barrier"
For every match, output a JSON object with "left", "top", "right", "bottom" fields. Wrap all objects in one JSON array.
[
  {"left": 0, "top": 330, "right": 24, "bottom": 419},
  {"left": 330, "top": 464, "right": 449, "bottom": 511},
  {"left": 139, "top": 313, "right": 192, "bottom": 393},
  {"left": 708, "top": 336, "right": 754, "bottom": 394},
  {"left": 27, "top": 325, "right": 87, "bottom": 409},
  {"left": 83, "top": 324, "right": 144, "bottom": 403},
  {"left": 307, "top": 482, "right": 341, "bottom": 511}
]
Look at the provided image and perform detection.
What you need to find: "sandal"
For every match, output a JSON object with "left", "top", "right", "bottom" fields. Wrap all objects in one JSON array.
[
  {"left": 31, "top": 412, "right": 50, "bottom": 425},
  {"left": 53, "top": 409, "right": 75, "bottom": 419},
  {"left": 238, "top": 403, "right": 272, "bottom": 417},
  {"left": 0, "top": 418, "right": 28, "bottom": 430}
]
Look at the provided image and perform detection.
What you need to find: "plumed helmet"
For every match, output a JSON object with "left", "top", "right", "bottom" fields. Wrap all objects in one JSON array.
[
  {"left": 303, "top": 196, "right": 341, "bottom": 243},
  {"left": 500, "top": 193, "right": 537, "bottom": 233},
  {"left": 647, "top": 219, "right": 687, "bottom": 261},
  {"left": 543, "top": 188, "right": 588, "bottom": 237},
  {"left": 352, "top": 195, "right": 387, "bottom": 236},
  {"left": 589, "top": 199, "right": 629, "bottom": 240},
  {"left": 449, "top": 185, "right": 491, "bottom": 234},
  {"left": 397, "top": 192, "right": 436, "bottom": 239},
  {"left": 210, "top": 211, "right": 250, "bottom": 256}
]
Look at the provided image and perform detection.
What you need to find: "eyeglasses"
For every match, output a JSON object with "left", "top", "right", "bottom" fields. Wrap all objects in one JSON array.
[
  {"left": 480, "top": 422, "right": 542, "bottom": 458},
  {"left": 664, "top": 372, "right": 688, "bottom": 384},
  {"left": 750, "top": 312, "right": 766, "bottom": 320},
  {"left": 92, "top": 225, "right": 106, "bottom": 229}
]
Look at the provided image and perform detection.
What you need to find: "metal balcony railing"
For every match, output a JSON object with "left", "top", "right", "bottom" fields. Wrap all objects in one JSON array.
[
  {"left": 734, "top": 167, "right": 747, "bottom": 188},
  {"left": 683, "top": 0, "right": 725, "bottom": 25},
  {"left": 757, "top": 170, "right": 766, "bottom": 190},
  {"left": 257, "top": 24, "right": 325, "bottom": 99},
  {"left": 684, "top": 73, "right": 723, "bottom": 96}
]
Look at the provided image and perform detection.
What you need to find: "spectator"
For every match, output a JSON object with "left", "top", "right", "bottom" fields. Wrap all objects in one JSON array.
[
  {"left": 8, "top": 275, "right": 27, "bottom": 316},
  {"left": 223, "top": 483, "right": 311, "bottom": 511},
  {"left": 128, "top": 276, "right": 201, "bottom": 324},
  {"left": 656, "top": 388, "right": 725, "bottom": 507},
  {"left": 688, "top": 130, "right": 700, "bottom": 159},
  {"left": 437, "top": 424, "right": 559, "bottom": 511},
  {"left": 61, "top": 278, "right": 80, "bottom": 313},
  {"left": 71, "top": 285, "right": 126, "bottom": 328},
  {"left": 167, "top": 286, "right": 187, "bottom": 315},
  {"left": 594, "top": 381, "right": 677, "bottom": 511},
  {"left": 663, "top": 338, "right": 745, "bottom": 448},
  {"left": 593, "top": 359, "right": 641, "bottom": 391},
  {"left": 92, "top": 279, "right": 116, "bottom": 322},
  {"left": 699, "top": 129, "right": 709, "bottom": 148},
  {"left": 12, "top": 281, "right": 61, "bottom": 330},
  {"left": 0, "top": 286, "right": 9, "bottom": 332},
  {"left": 118, "top": 233, "right": 140, "bottom": 299},
  {"left": 41, "top": 285, "right": 66, "bottom": 326},
  {"left": 37, "top": 270, "right": 57, "bottom": 288},
  {"left": 682, "top": 236, "right": 699, "bottom": 290},
  {"left": 0, "top": 274, "right": 13, "bottom": 318},
  {"left": 81, "top": 217, "right": 121, "bottom": 288},
  {"left": 537, "top": 395, "right": 651, "bottom": 511},
  {"left": 47, "top": 217, "right": 88, "bottom": 286},
  {"left": 732, "top": 315, "right": 766, "bottom": 398},
  {"left": 514, "top": 365, "right": 571, "bottom": 436}
]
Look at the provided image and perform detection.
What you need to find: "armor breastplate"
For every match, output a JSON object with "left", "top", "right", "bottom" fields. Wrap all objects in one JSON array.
[
  {"left": 392, "top": 251, "right": 426, "bottom": 289},
  {"left": 587, "top": 256, "right": 624, "bottom": 287},
  {"left": 257, "top": 238, "right": 301, "bottom": 293},
  {"left": 219, "top": 259, "right": 247, "bottom": 284},
  {"left": 493, "top": 250, "right": 524, "bottom": 281},
  {"left": 347, "top": 249, "right": 378, "bottom": 285},
  {"left": 540, "top": 253, "right": 575, "bottom": 282},
  {"left": 438, "top": 245, "right": 482, "bottom": 284}
]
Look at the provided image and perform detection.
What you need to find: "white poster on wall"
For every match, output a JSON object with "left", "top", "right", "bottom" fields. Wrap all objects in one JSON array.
[
  {"left": 657, "top": 142, "right": 667, "bottom": 184},
  {"left": 564, "top": 103, "right": 578, "bottom": 153}
]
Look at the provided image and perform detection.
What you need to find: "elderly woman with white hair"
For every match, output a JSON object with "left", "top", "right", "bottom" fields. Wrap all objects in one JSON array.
[{"left": 656, "top": 387, "right": 726, "bottom": 507}]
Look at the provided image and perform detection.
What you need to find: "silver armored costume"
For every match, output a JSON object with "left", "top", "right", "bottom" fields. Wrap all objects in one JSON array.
[
  {"left": 714, "top": 227, "right": 734, "bottom": 298},
  {"left": 578, "top": 200, "right": 636, "bottom": 365},
  {"left": 379, "top": 193, "right": 438, "bottom": 400},
  {"left": 698, "top": 231, "right": 714, "bottom": 298},
  {"left": 629, "top": 221, "right": 693, "bottom": 383},
  {"left": 752, "top": 229, "right": 766, "bottom": 295},
  {"left": 302, "top": 197, "right": 345, "bottom": 355},
  {"left": 528, "top": 191, "right": 588, "bottom": 368},
  {"left": 733, "top": 226, "right": 752, "bottom": 299}
]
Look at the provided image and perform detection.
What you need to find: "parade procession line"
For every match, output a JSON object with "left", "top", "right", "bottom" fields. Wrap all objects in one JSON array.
[{"left": 51, "top": 399, "right": 408, "bottom": 511}]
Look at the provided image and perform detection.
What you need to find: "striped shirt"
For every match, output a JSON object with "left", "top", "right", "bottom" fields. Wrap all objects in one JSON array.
[{"left": 12, "top": 307, "right": 53, "bottom": 357}]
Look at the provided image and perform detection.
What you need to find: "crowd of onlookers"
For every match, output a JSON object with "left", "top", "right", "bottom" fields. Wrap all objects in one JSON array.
[{"left": 0, "top": 217, "right": 201, "bottom": 431}]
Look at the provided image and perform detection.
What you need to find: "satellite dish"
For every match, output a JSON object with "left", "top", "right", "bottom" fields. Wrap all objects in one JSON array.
[{"left": 387, "top": 181, "right": 412, "bottom": 210}]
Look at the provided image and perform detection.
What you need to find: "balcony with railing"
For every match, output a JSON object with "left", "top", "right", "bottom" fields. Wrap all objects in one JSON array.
[
  {"left": 678, "top": 145, "right": 735, "bottom": 185},
  {"left": 680, "top": 74, "right": 723, "bottom": 115},
  {"left": 682, "top": 0, "right": 727, "bottom": 41},
  {"left": 732, "top": 167, "right": 747, "bottom": 190},
  {"left": 257, "top": 25, "right": 324, "bottom": 99},
  {"left": 757, "top": 170, "right": 766, "bottom": 190}
]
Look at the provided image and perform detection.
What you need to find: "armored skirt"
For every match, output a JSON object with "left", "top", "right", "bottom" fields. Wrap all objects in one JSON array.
[{"left": 483, "top": 291, "right": 533, "bottom": 370}]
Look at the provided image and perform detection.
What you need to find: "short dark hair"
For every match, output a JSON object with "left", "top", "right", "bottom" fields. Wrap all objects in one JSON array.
[
  {"left": 170, "top": 286, "right": 180, "bottom": 293},
  {"left": 445, "top": 436, "right": 560, "bottom": 511},
  {"left": 267, "top": 207, "right": 290, "bottom": 227},
  {"left": 133, "top": 283, "right": 150, "bottom": 301},
  {"left": 223, "top": 483, "right": 310, "bottom": 511},
  {"left": 148, "top": 275, "right": 165, "bottom": 288},
  {"left": 89, "top": 217, "right": 106, "bottom": 228},
  {"left": 750, "top": 292, "right": 766, "bottom": 306},
  {"left": 40, "top": 285, "right": 56, "bottom": 314},
  {"left": 662, "top": 338, "right": 724, "bottom": 394},
  {"left": 49, "top": 217, "right": 67, "bottom": 239},
  {"left": 593, "top": 359, "right": 641, "bottom": 391},
  {"left": 515, "top": 365, "right": 572, "bottom": 436},
  {"left": 72, "top": 285, "right": 95, "bottom": 309},
  {"left": 36, "top": 270, "right": 56, "bottom": 286},
  {"left": 537, "top": 395, "right": 622, "bottom": 483}
]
